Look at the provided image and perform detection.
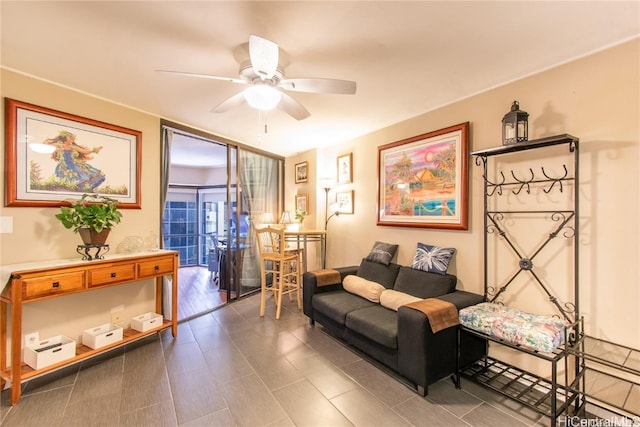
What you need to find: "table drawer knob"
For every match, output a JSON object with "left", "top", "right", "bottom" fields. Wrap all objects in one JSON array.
[
  {"left": 52, "top": 281, "right": 60, "bottom": 288},
  {"left": 154, "top": 265, "right": 160, "bottom": 271},
  {"left": 110, "top": 273, "right": 117, "bottom": 278}
]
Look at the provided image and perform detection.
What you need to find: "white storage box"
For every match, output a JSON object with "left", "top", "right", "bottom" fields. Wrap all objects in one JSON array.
[
  {"left": 82, "top": 323, "right": 123, "bottom": 349},
  {"left": 131, "top": 312, "right": 163, "bottom": 332},
  {"left": 24, "top": 335, "right": 76, "bottom": 370}
]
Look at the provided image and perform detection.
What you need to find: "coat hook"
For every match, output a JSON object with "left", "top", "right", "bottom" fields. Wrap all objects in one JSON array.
[
  {"left": 485, "top": 171, "right": 505, "bottom": 196},
  {"left": 511, "top": 168, "right": 534, "bottom": 195},
  {"left": 542, "top": 165, "right": 568, "bottom": 193}
]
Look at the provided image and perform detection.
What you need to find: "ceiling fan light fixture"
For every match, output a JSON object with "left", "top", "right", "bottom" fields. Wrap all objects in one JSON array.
[{"left": 243, "top": 85, "right": 282, "bottom": 111}]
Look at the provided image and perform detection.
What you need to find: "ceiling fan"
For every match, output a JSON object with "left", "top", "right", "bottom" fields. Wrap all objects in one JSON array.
[{"left": 158, "top": 35, "right": 357, "bottom": 120}]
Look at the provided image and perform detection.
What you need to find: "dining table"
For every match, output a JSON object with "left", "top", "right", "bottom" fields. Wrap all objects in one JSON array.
[{"left": 283, "top": 229, "right": 327, "bottom": 272}]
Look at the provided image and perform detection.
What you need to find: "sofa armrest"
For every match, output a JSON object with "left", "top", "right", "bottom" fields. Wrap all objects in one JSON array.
[
  {"left": 435, "top": 290, "right": 485, "bottom": 310},
  {"left": 302, "top": 266, "right": 358, "bottom": 319},
  {"left": 397, "top": 305, "right": 458, "bottom": 390},
  {"left": 396, "top": 291, "right": 484, "bottom": 391}
]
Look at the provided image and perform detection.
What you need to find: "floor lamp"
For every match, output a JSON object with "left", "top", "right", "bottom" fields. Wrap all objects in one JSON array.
[{"left": 322, "top": 184, "right": 340, "bottom": 268}]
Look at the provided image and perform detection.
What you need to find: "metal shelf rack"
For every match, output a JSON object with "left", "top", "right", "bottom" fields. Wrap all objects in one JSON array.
[
  {"left": 459, "top": 134, "right": 585, "bottom": 426},
  {"left": 568, "top": 335, "right": 640, "bottom": 417}
]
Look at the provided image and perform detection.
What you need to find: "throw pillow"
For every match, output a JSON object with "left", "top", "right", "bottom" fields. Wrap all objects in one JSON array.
[
  {"left": 343, "top": 275, "right": 386, "bottom": 303},
  {"left": 379, "top": 289, "right": 422, "bottom": 311},
  {"left": 411, "top": 243, "right": 456, "bottom": 275},
  {"left": 364, "top": 241, "right": 399, "bottom": 265}
]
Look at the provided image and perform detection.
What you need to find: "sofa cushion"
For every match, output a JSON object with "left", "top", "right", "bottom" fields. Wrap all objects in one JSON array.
[
  {"left": 357, "top": 259, "right": 401, "bottom": 289},
  {"left": 345, "top": 306, "right": 398, "bottom": 349},
  {"left": 393, "top": 266, "right": 456, "bottom": 299},
  {"left": 312, "top": 291, "right": 377, "bottom": 325},
  {"left": 380, "top": 289, "right": 422, "bottom": 311},
  {"left": 343, "top": 275, "right": 386, "bottom": 302},
  {"left": 364, "top": 241, "right": 399, "bottom": 265}
]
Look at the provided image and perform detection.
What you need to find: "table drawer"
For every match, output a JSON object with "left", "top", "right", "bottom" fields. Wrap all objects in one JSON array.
[
  {"left": 137, "top": 257, "right": 174, "bottom": 278},
  {"left": 88, "top": 264, "right": 136, "bottom": 288},
  {"left": 22, "top": 272, "right": 85, "bottom": 300}
]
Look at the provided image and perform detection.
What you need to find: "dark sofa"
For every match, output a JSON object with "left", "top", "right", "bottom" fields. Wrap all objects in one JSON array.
[{"left": 303, "top": 259, "right": 486, "bottom": 396}]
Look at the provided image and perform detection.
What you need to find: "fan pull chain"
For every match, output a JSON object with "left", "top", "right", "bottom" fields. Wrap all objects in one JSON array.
[{"left": 257, "top": 110, "right": 269, "bottom": 143}]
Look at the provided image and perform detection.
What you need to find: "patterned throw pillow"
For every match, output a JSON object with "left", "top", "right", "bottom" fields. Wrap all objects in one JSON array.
[
  {"left": 411, "top": 243, "right": 456, "bottom": 275},
  {"left": 364, "top": 241, "right": 399, "bottom": 265}
]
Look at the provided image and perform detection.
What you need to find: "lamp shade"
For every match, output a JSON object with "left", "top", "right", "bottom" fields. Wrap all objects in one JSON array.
[
  {"left": 279, "top": 211, "right": 295, "bottom": 224},
  {"left": 319, "top": 179, "right": 335, "bottom": 191},
  {"left": 243, "top": 85, "right": 282, "bottom": 110},
  {"left": 260, "top": 212, "right": 275, "bottom": 225}
]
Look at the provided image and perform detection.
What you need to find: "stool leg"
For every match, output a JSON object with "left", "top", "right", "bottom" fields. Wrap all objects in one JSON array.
[
  {"left": 259, "top": 264, "right": 267, "bottom": 317},
  {"left": 275, "top": 265, "right": 284, "bottom": 320},
  {"left": 287, "top": 261, "right": 295, "bottom": 302},
  {"left": 295, "top": 258, "right": 302, "bottom": 309}
]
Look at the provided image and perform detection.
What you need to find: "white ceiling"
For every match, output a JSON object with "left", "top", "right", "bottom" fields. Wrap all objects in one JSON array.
[{"left": 2, "top": 1, "right": 638, "bottom": 159}]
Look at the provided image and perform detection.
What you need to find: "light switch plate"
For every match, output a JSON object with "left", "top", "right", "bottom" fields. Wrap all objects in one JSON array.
[{"left": 0, "top": 216, "right": 13, "bottom": 234}]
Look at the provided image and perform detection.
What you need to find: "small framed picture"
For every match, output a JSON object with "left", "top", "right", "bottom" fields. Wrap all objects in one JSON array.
[
  {"left": 335, "top": 190, "right": 354, "bottom": 214},
  {"left": 295, "top": 161, "right": 308, "bottom": 184},
  {"left": 337, "top": 152, "right": 353, "bottom": 184},
  {"left": 295, "top": 193, "right": 309, "bottom": 214}
]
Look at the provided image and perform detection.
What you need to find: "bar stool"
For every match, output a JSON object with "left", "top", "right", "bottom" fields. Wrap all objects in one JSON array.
[{"left": 255, "top": 226, "right": 303, "bottom": 319}]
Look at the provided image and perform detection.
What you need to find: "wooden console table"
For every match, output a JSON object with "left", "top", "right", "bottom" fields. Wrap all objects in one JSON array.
[{"left": 0, "top": 250, "right": 179, "bottom": 405}]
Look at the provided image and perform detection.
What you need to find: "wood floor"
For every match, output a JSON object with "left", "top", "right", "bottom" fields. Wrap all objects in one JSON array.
[{"left": 177, "top": 266, "right": 227, "bottom": 320}]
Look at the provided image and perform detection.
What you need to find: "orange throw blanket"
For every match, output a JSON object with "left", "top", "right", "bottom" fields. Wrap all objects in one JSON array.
[
  {"left": 310, "top": 269, "right": 342, "bottom": 287},
  {"left": 404, "top": 298, "right": 459, "bottom": 333}
]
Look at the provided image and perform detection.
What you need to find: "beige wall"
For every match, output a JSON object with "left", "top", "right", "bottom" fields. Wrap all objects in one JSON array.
[
  {"left": 290, "top": 39, "right": 639, "bottom": 349},
  {"left": 0, "top": 69, "right": 162, "bottom": 346},
  {"left": 1, "top": 38, "right": 638, "bottom": 358},
  {"left": 1, "top": 70, "right": 162, "bottom": 262},
  {"left": 284, "top": 150, "right": 324, "bottom": 270}
]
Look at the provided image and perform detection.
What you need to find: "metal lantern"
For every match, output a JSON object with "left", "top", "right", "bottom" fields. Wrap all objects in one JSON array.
[{"left": 502, "top": 100, "right": 529, "bottom": 145}]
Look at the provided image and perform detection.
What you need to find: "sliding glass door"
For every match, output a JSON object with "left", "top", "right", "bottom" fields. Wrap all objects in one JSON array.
[{"left": 160, "top": 121, "right": 283, "bottom": 320}]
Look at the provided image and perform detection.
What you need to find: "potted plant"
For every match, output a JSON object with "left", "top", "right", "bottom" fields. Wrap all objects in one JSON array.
[
  {"left": 295, "top": 210, "right": 307, "bottom": 229},
  {"left": 55, "top": 194, "right": 123, "bottom": 245}
]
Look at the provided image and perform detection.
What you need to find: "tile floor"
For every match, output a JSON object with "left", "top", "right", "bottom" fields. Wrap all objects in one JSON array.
[{"left": 0, "top": 293, "right": 606, "bottom": 426}]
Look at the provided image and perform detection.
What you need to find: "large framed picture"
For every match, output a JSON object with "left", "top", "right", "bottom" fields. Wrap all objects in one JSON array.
[
  {"left": 294, "top": 161, "right": 308, "bottom": 184},
  {"left": 4, "top": 99, "right": 142, "bottom": 208},
  {"left": 377, "top": 122, "right": 469, "bottom": 229}
]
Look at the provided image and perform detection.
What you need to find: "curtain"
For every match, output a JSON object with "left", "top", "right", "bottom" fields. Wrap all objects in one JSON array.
[
  {"left": 239, "top": 150, "right": 278, "bottom": 290},
  {"left": 161, "top": 127, "right": 173, "bottom": 318}
]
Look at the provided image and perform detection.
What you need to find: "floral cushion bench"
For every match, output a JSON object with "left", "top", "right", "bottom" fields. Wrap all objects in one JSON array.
[{"left": 459, "top": 302, "right": 566, "bottom": 353}]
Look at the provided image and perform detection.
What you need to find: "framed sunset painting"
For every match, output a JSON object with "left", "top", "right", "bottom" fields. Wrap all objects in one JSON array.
[{"left": 377, "top": 122, "right": 469, "bottom": 229}]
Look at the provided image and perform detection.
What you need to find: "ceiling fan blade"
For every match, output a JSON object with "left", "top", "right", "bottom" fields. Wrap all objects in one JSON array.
[
  {"left": 278, "top": 92, "right": 310, "bottom": 121},
  {"left": 249, "top": 35, "right": 279, "bottom": 80},
  {"left": 157, "top": 69, "right": 246, "bottom": 85},
  {"left": 211, "top": 91, "right": 246, "bottom": 113},
  {"left": 278, "top": 78, "right": 357, "bottom": 95}
]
